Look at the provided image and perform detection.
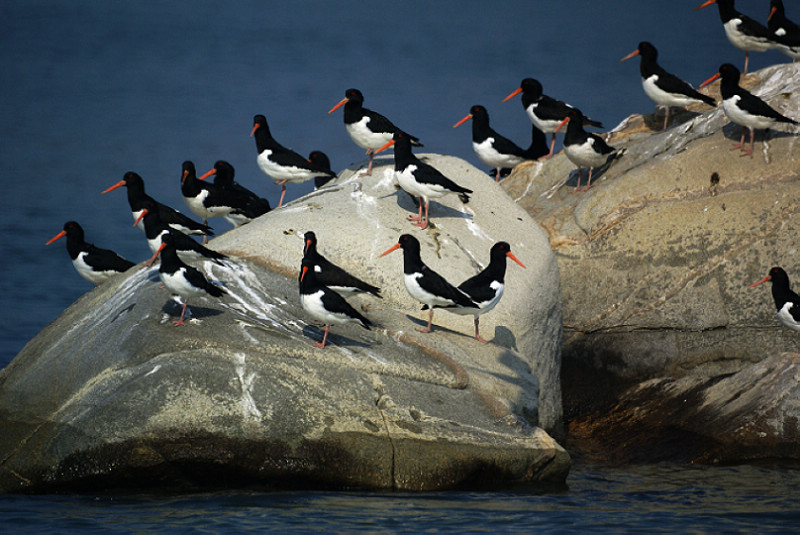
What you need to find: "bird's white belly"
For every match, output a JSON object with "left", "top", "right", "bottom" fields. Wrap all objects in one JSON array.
[
  {"left": 527, "top": 104, "right": 561, "bottom": 133},
  {"left": 724, "top": 19, "right": 774, "bottom": 52},
  {"left": 257, "top": 150, "right": 313, "bottom": 183},
  {"left": 346, "top": 117, "right": 391, "bottom": 150},
  {"left": 404, "top": 272, "right": 455, "bottom": 307},
  {"left": 160, "top": 268, "right": 205, "bottom": 299},
  {"left": 73, "top": 253, "right": 114, "bottom": 285},
  {"left": 642, "top": 75, "right": 700, "bottom": 107},
  {"left": 184, "top": 190, "right": 211, "bottom": 220},
  {"left": 473, "top": 138, "right": 524, "bottom": 169},
  {"left": 565, "top": 138, "right": 608, "bottom": 168},
  {"left": 301, "top": 290, "right": 350, "bottom": 325},
  {"left": 723, "top": 95, "right": 775, "bottom": 129},
  {"left": 777, "top": 302, "right": 800, "bottom": 332}
]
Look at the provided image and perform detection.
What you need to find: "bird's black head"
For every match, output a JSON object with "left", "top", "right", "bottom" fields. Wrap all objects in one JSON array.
[
  {"left": 214, "top": 160, "right": 234, "bottom": 178},
  {"left": 520, "top": 78, "right": 543, "bottom": 98},
  {"left": 308, "top": 151, "right": 331, "bottom": 171},
  {"left": 63, "top": 221, "right": 83, "bottom": 237},
  {"left": 181, "top": 161, "right": 196, "bottom": 184},
  {"left": 637, "top": 41, "right": 657, "bottom": 59},
  {"left": 122, "top": 171, "right": 143, "bottom": 188},
  {"left": 344, "top": 88, "right": 364, "bottom": 103},
  {"left": 718, "top": 63, "right": 740, "bottom": 82},
  {"left": 303, "top": 231, "right": 318, "bottom": 255},
  {"left": 470, "top": 105, "right": 488, "bottom": 118}
]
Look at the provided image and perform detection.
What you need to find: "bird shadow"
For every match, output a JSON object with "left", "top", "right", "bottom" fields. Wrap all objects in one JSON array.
[
  {"left": 644, "top": 108, "right": 704, "bottom": 132},
  {"left": 301, "top": 325, "right": 373, "bottom": 348},
  {"left": 392, "top": 188, "right": 473, "bottom": 223},
  {"left": 564, "top": 166, "right": 608, "bottom": 190},
  {"left": 720, "top": 122, "right": 798, "bottom": 143},
  {"left": 161, "top": 300, "right": 225, "bottom": 320}
]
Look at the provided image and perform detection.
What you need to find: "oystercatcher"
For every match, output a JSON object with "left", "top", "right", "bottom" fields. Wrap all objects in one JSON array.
[
  {"left": 555, "top": 109, "right": 625, "bottom": 192},
  {"left": 768, "top": 0, "right": 800, "bottom": 61},
  {"left": 697, "top": 0, "right": 776, "bottom": 74},
  {"left": 502, "top": 78, "right": 603, "bottom": 159},
  {"left": 328, "top": 88, "right": 422, "bottom": 175},
  {"left": 380, "top": 234, "right": 477, "bottom": 334},
  {"left": 134, "top": 200, "right": 227, "bottom": 266},
  {"left": 103, "top": 171, "right": 213, "bottom": 237},
  {"left": 302, "top": 231, "right": 381, "bottom": 298},
  {"left": 699, "top": 63, "right": 798, "bottom": 157},
  {"left": 375, "top": 131, "right": 472, "bottom": 230},
  {"left": 199, "top": 160, "right": 271, "bottom": 227},
  {"left": 749, "top": 266, "right": 800, "bottom": 332},
  {"left": 423, "top": 241, "right": 525, "bottom": 343},
  {"left": 46, "top": 221, "right": 136, "bottom": 285},
  {"left": 299, "top": 256, "right": 372, "bottom": 348},
  {"left": 453, "top": 105, "right": 529, "bottom": 181},
  {"left": 308, "top": 151, "right": 336, "bottom": 189},
  {"left": 251, "top": 114, "right": 335, "bottom": 207},
  {"left": 154, "top": 233, "right": 226, "bottom": 327},
  {"left": 620, "top": 41, "right": 716, "bottom": 132},
  {"left": 179, "top": 160, "right": 233, "bottom": 239}
]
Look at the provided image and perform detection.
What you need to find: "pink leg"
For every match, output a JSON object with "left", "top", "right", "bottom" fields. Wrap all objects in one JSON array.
[
  {"left": 314, "top": 325, "right": 330, "bottom": 348},
  {"left": 743, "top": 52, "right": 749, "bottom": 75},
  {"left": 474, "top": 317, "right": 488, "bottom": 344},
  {"left": 277, "top": 184, "right": 287, "bottom": 208},
  {"left": 661, "top": 107, "right": 670, "bottom": 132},
  {"left": 541, "top": 135, "right": 556, "bottom": 160},
  {"left": 731, "top": 127, "right": 746, "bottom": 152},
  {"left": 173, "top": 303, "right": 188, "bottom": 327},
  {"left": 408, "top": 198, "right": 424, "bottom": 223},
  {"left": 740, "top": 128, "right": 755, "bottom": 158},
  {"left": 416, "top": 308, "right": 433, "bottom": 333},
  {"left": 571, "top": 169, "right": 583, "bottom": 193},
  {"left": 413, "top": 201, "right": 430, "bottom": 229},
  {"left": 366, "top": 151, "right": 374, "bottom": 175},
  {"left": 580, "top": 168, "right": 595, "bottom": 191}
]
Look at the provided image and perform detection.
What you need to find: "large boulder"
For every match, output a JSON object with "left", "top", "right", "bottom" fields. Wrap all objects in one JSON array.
[
  {"left": 0, "top": 154, "right": 567, "bottom": 493},
  {"left": 502, "top": 63, "right": 800, "bottom": 462}
]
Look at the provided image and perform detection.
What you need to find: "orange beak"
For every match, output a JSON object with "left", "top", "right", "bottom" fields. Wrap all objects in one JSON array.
[
  {"left": 102, "top": 180, "right": 125, "bottom": 194},
  {"left": 769, "top": 6, "right": 778, "bottom": 21},
  {"left": 749, "top": 276, "right": 771, "bottom": 288},
  {"left": 453, "top": 114, "right": 473, "bottom": 128},
  {"left": 502, "top": 87, "right": 523, "bottom": 103},
  {"left": 133, "top": 208, "right": 149, "bottom": 227},
  {"left": 300, "top": 265, "right": 309, "bottom": 282},
  {"left": 198, "top": 169, "right": 216, "bottom": 181},
  {"left": 250, "top": 123, "right": 260, "bottom": 137},
  {"left": 699, "top": 72, "right": 721, "bottom": 89},
  {"left": 554, "top": 116, "right": 570, "bottom": 133},
  {"left": 181, "top": 170, "right": 189, "bottom": 184},
  {"left": 146, "top": 240, "right": 168, "bottom": 266},
  {"left": 696, "top": 0, "right": 716, "bottom": 10},
  {"left": 507, "top": 252, "right": 526, "bottom": 269},
  {"left": 328, "top": 97, "right": 349, "bottom": 114},
  {"left": 374, "top": 138, "right": 395, "bottom": 155},
  {"left": 619, "top": 49, "right": 639, "bottom": 62},
  {"left": 45, "top": 230, "right": 67, "bottom": 245},
  {"left": 380, "top": 243, "right": 402, "bottom": 257}
]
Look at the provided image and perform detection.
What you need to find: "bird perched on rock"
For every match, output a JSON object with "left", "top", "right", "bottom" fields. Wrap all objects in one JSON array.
[
  {"left": 454, "top": 105, "right": 530, "bottom": 181},
  {"left": 696, "top": 0, "right": 776, "bottom": 74},
  {"left": 424, "top": 241, "right": 526, "bottom": 343},
  {"left": 555, "top": 109, "right": 625, "bottom": 192},
  {"left": 299, "top": 256, "right": 372, "bottom": 348},
  {"left": 251, "top": 114, "right": 335, "bottom": 207},
  {"left": 198, "top": 160, "right": 271, "bottom": 227},
  {"left": 103, "top": 171, "right": 213, "bottom": 237},
  {"left": 308, "top": 151, "right": 336, "bottom": 189},
  {"left": 328, "top": 88, "right": 422, "bottom": 175},
  {"left": 767, "top": 0, "right": 800, "bottom": 61},
  {"left": 699, "top": 63, "right": 798, "bottom": 157},
  {"left": 503, "top": 78, "right": 603, "bottom": 159},
  {"left": 380, "top": 234, "right": 477, "bottom": 334},
  {"left": 46, "top": 221, "right": 135, "bottom": 285},
  {"left": 153, "top": 233, "right": 226, "bottom": 327},
  {"left": 620, "top": 41, "right": 716, "bottom": 132},
  {"left": 375, "top": 131, "right": 472, "bottom": 230},
  {"left": 179, "top": 160, "right": 235, "bottom": 239},
  {"left": 302, "top": 231, "right": 381, "bottom": 298},
  {"left": 749, "top": 266, "right": 800, "bottom": 332}
]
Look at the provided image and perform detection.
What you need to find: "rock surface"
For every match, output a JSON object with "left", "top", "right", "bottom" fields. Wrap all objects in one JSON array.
[
  {"left": 502, "top": 63, "right": 800, "bottom": 462},
  {"left": 0, "top": 154, "right": 567, "bottom": 493}
]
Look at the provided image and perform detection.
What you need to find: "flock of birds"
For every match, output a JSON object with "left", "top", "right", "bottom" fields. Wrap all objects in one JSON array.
[{"left": 46, "top": 0, "right": 800, "bottom": 344}]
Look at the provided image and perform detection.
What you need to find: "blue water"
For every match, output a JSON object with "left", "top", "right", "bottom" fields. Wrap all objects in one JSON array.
[{"left": 2, "top": 0, "right": 799, "bottom": 530}]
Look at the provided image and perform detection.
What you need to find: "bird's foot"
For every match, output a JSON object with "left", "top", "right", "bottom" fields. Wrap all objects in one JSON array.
[
  {"left": 415, "top": 326, "right": 432, "bottom": 333},
  {"left": 475, "top": 334, "right": 489, "bottom": 344}
]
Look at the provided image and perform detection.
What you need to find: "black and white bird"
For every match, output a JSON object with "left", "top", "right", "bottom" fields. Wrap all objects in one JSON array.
[
  {"left": 453, "top": 105, "right": 530, "bottom": 181},
  {"left": 46, "top": 221, "right": 136, "bottom": 285},
  {"left": 153, "top": 233, "right": 226, "bottom": 327},
  {"left": 375, "top": 131, "right": 472, "bottom": 230},
  {"left": 555, "top": 109, "right": 625, "bottom": 192},
  {"left": 749, "top": 266, "right": 800, "bottom": 332},
  {"left": 103, "top": 171, "right": 213, "bottom": 237},
  {"left": 381, "top": 234, "right": 477, "bottom": 334},
  {"left": 302, "top": 231, "right": 381, "bottom": 298},
  {"left": 424, "top": 241, "right": 525, "bottom": 343},
  {"left": 620, "top": 41, "right": 716, "bottom": 132},
  {"left": 503, "top": 78, "right": 603, "bottom": 159},
  {"left": 699, "top": 63, "right": 798, "bottom": 157},
  {"left": 199, "top": 160, "right": 271, "bottom": 227},
  {"left": 251, "top": 114, "right": 335, "bottom": 207},
  {"left": 299, "top": 256, "right": 372, "bottom": 349},
  {"left": 328, "top": 88, "right": 422, "bottom": 175},
  {"left": 179, "top": 160, "right": 234, "bottom": 238},
  {"left": 134, "top": 200, "right": 227, "bottom": 267},
  {"left": 768, "top": 0, "right": 800, "bottom": 61},
  {"left": 697, "top": 0, "right": 776, "bottom": 74},
  {"left": 308, "top": 151, "right": 336, "bottom": 189}
]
